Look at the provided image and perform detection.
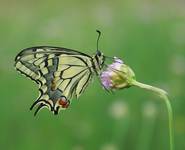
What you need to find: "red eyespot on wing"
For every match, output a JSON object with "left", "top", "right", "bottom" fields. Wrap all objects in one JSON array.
[{"left": 58, "top": 97, "right": 70, "bottom": 108}]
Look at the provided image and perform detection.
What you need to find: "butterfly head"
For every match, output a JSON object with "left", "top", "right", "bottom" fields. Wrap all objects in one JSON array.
[{"left": 95, "top": 50, "right": 105, "bottom": 67}]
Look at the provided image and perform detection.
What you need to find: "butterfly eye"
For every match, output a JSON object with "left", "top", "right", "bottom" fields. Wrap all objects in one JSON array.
[{"left": 97, "top": 50, "right": 101, "bottom": 56}]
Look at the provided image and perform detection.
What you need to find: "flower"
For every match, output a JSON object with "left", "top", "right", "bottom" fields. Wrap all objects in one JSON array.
[
  {"left": 100, "top": 57, "right": 135, "bottom": 90},
  {"left": 101, "top": 57, "right": 173, "bottom": 150}
]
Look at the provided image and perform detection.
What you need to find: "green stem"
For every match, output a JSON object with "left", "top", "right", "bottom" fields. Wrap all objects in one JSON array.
[{"left": 132, "top": 80, "right": 174, "bottom": 150}]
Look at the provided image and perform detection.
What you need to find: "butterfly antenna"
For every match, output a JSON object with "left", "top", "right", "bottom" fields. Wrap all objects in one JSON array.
[{"left": 96, "top": 30, "right": 101, "bottom": 51}]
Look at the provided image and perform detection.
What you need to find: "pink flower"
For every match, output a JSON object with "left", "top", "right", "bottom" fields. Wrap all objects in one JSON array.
[{"left": 100, "top": 57, "right": 135, "bottom": 90}]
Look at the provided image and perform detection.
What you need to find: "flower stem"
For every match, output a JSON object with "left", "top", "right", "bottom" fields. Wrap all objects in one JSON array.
[{"left": 132, "top": 80, "right": 174, "bottom": 150}]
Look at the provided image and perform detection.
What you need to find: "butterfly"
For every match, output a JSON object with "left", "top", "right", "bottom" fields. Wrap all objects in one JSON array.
[{"left": 14, "top": 30, "right": 107, "bottom": 116}]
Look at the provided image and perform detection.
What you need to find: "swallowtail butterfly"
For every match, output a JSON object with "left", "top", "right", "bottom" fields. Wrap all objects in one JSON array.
[{"left": 15, "top": 30, "right": 106, "bottom": 116}]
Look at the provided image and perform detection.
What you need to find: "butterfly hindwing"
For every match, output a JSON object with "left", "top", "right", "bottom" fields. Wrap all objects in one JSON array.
[{"left": 15, "top": 46, "right": 94, "bottom": 115}]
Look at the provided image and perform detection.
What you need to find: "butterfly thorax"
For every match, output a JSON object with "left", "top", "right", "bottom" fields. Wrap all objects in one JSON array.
[{"left": 92, "top": 51, "right": 105, "bottom": 75}]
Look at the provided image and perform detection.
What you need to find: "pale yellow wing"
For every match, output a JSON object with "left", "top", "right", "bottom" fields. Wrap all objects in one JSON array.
[{"left": 15, "top": 46, "right": 94, "bottom": 115}]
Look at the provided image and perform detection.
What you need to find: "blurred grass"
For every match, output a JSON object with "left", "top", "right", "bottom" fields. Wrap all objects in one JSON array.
[{"left": 0, "top": 0, "right": 185, "bottom": 150}]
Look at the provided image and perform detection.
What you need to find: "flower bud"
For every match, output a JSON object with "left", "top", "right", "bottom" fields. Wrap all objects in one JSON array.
[{"left": 100, "top": 57, "right": 135, "bottom": 90}]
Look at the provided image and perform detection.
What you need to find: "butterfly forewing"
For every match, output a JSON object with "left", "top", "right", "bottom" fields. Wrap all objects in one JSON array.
[{"left": 15, "top": 46, "right": 94, "bottom": 115}]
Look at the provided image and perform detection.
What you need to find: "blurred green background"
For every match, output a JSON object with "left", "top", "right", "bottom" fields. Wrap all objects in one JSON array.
[{"left": 0, "top": 0, "right": 185, "bottom": 150}]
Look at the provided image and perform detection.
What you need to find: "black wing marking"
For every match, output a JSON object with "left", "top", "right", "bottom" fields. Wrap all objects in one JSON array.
[{"left": 15, "top": 46, "right": 94, "bottom": 115}]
